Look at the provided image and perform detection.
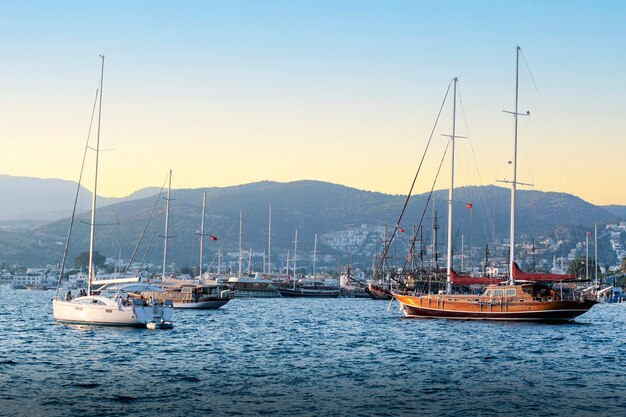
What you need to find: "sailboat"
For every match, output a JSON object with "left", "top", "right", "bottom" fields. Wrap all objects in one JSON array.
[
  {"left": 394, "top": 48, "right": 597, "bottom": 321},
  {"left": 52, "top": 56, "right": 174, "bottom": 329},
  {"left": 276, "top": 232, "right": 341, "bottom": 297},
  {"left": 226, "top": 209, "right": 281, "bottom": 297}
]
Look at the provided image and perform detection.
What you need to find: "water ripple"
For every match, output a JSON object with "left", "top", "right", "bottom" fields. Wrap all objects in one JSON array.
[{"left": 0, "top": 286, "right": 625, "bottom": 416}]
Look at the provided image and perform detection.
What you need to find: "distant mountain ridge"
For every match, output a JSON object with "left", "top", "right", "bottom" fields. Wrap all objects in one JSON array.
[
  {"left": 0, "top": 174, "right": 159, "bottom": 223},
  {"left": 0, "top": 178, "right": 619, "bottom": 267},
  {"left": 602, "top": 205, "right": 626, "bottom": 220}
]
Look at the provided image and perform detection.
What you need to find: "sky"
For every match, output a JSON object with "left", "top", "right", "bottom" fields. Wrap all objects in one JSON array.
[{"left": 1, "top": 0, "right": 625, "bottom": 204}]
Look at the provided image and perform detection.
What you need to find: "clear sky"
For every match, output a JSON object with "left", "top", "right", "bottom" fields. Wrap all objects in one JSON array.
[{"left": 1, "top": 1, "right": 624, "bottom": 204}]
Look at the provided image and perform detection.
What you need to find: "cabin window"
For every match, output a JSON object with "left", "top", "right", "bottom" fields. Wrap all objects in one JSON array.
[
  {"left": 519, "top": 299, "right": 525, "bottom": 302},
  {"left": 485, "top": 290, "right": 492, "bottom": 296},
  {"left": 494, "top": 289, "right": 504, "bottom": 296},
  {"left": 506, "top": 289, "right": 516, "bottom": 296}
]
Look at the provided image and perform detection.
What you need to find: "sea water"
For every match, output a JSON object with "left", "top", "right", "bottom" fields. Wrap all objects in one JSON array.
[{"left": 0, "top": 285, "right": 625, "bottom": 417}]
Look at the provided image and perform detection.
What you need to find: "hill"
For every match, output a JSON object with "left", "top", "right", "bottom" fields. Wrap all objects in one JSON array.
[
  {"left": 0, "top": 180, "right": 618, "bottom": 269},
  {"left": 602, "top": 205, "right": 626, "bottom": 220}
]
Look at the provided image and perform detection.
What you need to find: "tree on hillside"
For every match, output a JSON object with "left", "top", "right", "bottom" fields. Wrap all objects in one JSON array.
[
  {"left": 566, "top": 257, "right": 598, "bottom": 279},
  {"left": 73, "top": 251, "right": 106, "bottom": 270}
]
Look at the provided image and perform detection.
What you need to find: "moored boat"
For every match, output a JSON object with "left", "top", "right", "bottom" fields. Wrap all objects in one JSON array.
[
  {"left": 276, "top": 279, "right": 340, "bottom": 298},
  {"left": 144, "top": 283, "right": 230, "bottom": 309},
  {"left": 365, "top": 282, "right": 393, "bottom": 300},
  {"left": 54, "top": 279, "right": 174, "bottom": 327},
  {"left": 394, "top": 47, "right": 596, "bottom": 322},
  {"left": 395, "top": 282, "right": 597, "bottom": 321},
  {"left": 227, "top": 275, "right": 281, "bottom": 298},
  {"left": 51, "top": 56, "right": 173, "bottom": 329}
]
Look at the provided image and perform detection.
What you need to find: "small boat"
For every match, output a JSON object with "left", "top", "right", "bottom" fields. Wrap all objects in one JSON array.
[
  {"left": 25, "top": 284, "right": 49, "bottom": 291},
  {"left": 145, "top": 282, "right": 231, "bottom": 309},
  {"left": 227, "top": 275, "right": 281, "bottom": 298},
  {"left": 276, "top": 279, "right": 341, "bottom": 298}
]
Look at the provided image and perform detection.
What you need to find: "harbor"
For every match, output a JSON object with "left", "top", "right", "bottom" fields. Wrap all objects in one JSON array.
[
  {"left": 1, "top": 285, "right": 625, "bottom": 416},
  {"left": 1, "top": 2, "right": 626, "bottom": 416}
]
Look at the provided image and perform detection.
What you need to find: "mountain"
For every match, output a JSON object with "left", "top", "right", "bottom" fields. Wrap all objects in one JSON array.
[
  {"left": 0, "top": 174, "right": 158, "bottom": 224},
  {"left": 602, "top": 205, "right": 626, "bottom": 220},
  {"left": 0, "top": 180, "right": 619, "bottom": 269}
]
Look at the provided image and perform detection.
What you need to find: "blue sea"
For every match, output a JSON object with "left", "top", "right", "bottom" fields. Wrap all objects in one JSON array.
[{"left": 1, "top": 285, "right": 625, "bottom": 417}]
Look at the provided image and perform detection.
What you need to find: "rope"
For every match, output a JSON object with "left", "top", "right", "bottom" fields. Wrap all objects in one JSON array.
[
  {"left": 55, "top": 88, "right": 99, "bottom": 299},
  {"left": 402, "top": 141, "right": 450, "bottom": 273},
  {"left": 374, "top": 80, "right": 453, "bottom": 280},
  {"left": 123, "top": 173, "right": 169, "bottom": 274}
]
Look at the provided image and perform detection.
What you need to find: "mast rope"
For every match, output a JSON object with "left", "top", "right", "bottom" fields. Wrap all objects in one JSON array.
[
  {"left": 123, "top": 173, "right": 169, "bottom": 274},
  {"left": 401, "top": 141, "right": 450, "bottom": 273},
  {"left": 55, "top": 88, "right": 100, "bottom": 298},
  {"left": 373, "top": 80, "right": 453, "bottom": 280}
]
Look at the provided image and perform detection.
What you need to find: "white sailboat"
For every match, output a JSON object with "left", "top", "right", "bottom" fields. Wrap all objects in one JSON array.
[{"left": 52, "top": 55, "right": 174, "bottom": 329}]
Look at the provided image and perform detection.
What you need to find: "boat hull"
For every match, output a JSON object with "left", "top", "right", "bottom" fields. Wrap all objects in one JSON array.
[
  {"left": 365, "top": 283, "right": 393, "bottom": 300},
  {"left": 277, "top": 288, "right": 340, "bottom": 298},
  {"left": 394, "top": 294, "right": 597, "bottom": 321},
  {"left": 52, "top": 298, "right": 174, "bottom": 327}
]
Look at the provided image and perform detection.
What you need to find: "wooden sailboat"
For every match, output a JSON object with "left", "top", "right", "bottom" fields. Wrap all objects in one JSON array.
[
  {"left": 52, "top": 56, "right": 174, "bottom": 328},
  {"left": 394, "top": 48, "right": 597, "bottom": 321},
  {"left": 148, "top": 191, "right": 231, "bottom": 309}
]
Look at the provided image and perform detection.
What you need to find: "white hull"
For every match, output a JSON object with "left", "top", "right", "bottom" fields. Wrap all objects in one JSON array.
[{"left": 52, "top": 296, "right": 173, "bottom": 327}]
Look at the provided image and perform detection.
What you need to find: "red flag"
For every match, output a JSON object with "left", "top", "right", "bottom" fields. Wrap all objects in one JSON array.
[
  {"left": 586, "top": 231, "right": 590, "bottom": 237},
  {"left": 210, "top": 235, "right": 218, "bottom": 241},
  {"left": 398, "top": 227, "right": 404, "bottom": 233},
  {"left": 466, "top": 203, "right": 473, "bottom": 209}
]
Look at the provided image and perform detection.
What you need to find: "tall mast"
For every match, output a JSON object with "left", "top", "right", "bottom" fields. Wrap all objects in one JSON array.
[
  {"left": 268, "top": 204, "right": 272, "bottom": 275},
  {"left": 199, "top": 192, "right": 206, "bottom": 278},
  {"left": 238, "top": 209, "right": 243, "bottom": 278},
  {"left": 162, "top": 169, "right": 172, "bottom": 280},
  {"left": 87, "top": 55, "right": 105, "bottom": 296},
  {"left": 313, "top": 233, "right": 318, "bottom": 277},
  {"left": 594, "top": 224, "right": 598, "bottom": 286},
  {"left": 500, "top": 46, "right": 529, "bottom": 284},
  {"left": 293, "top": 229, "right": 299, "bottom": 277},
  {"left": 508, "top": 46, "right": 521, "bottom": 285},
  {"left": 445, "top": 77, "right": 458, "bottom": 294},
  {"left": 247, "top": 248, "right": 252, "bottom": 275}
]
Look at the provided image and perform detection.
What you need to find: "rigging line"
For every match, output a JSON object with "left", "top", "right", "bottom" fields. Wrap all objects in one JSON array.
[
  {"left": 457, "top": 83, "right": 472, "bottom": 138},
  {"left": 374, "top": 80, "right": 453, "bottom": 279},
  {"left": 402, "top": 140, "right": 451, "bottom": 273},
  {"left": 55, "top": 87, "right": 100, "bottom": 298},
  {"left": 520, "top": 49, "right": 541, "bottom": 96},
  {"left": 467, "top": 140, "right": 496, "bottom": 246},
  {"left": 123, "top": 173, "right": 169, "bottom": 274},
  {"left": 137, "top": 223, "right": 160, "bottom": 273},
  {"left": 458, "top": 82, "right": 496, "bottom": 254},
  {"left": 207, "top": 221, "right": 236, "bottom": 270}
]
